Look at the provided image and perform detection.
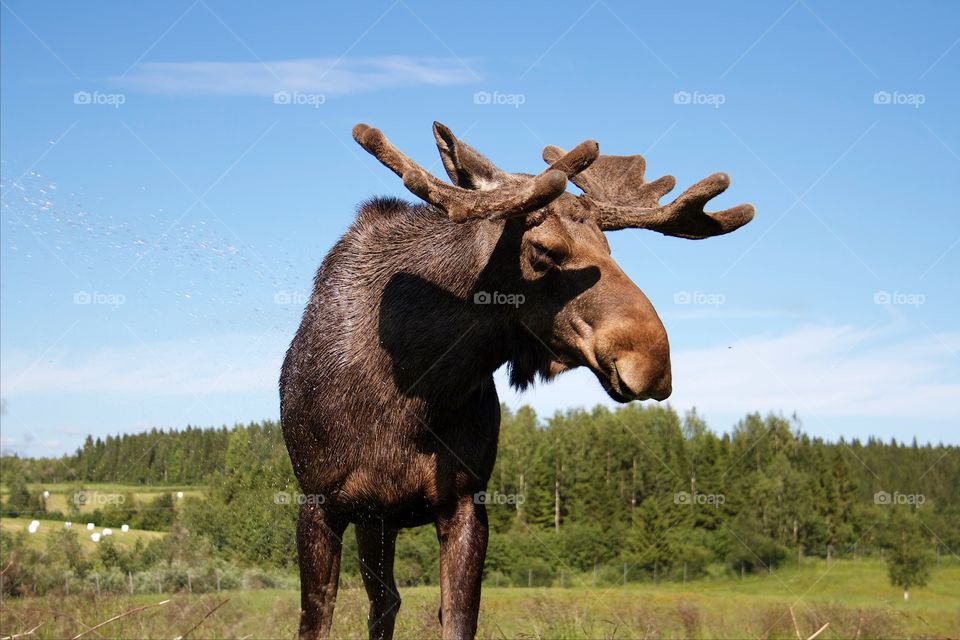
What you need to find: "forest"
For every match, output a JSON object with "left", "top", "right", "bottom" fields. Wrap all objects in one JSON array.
[{"left": 1, "top": 404, "right": 956, "bottom": 596}]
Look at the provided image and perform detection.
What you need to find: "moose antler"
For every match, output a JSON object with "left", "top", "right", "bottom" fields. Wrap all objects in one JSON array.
[
  {"left": 542, "top": 147, "right": 755, "bottom": 239},
  {"left": 354, "top": 123, "right": 599, "bottom": 222}
]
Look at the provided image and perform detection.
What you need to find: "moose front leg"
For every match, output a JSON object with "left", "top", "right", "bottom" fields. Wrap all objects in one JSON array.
[
  {"left": 435, "top": 495, "right": 488, "bottom": 640},
  {"left": 297, "top": 502, "right": 346, "bottom": 640}
]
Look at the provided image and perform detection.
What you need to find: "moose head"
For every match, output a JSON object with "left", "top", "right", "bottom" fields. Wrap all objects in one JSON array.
[{"left": 353, "top": 122, "right": 754, "bottom": 404}]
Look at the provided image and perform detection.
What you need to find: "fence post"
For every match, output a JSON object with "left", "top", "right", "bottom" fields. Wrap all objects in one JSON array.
[
  {"left": 683, "top": 562, "right": 687, "bottom": 584},
  {"left": 593, "top": 563, "right": 597, "bottom": 587},
  {"left": 740, "top": 561, "right": 745, "bottom": 579},
  {"left": 528, "top": 568, "right": 532, "bottom": 588},
  {"left": 157, "top": 573, "right": 162, "bottom": 594},
  {"left": 94, "top": 573, "right": 100, "bottom": 597},
  {"left": 216, "top": 570, "right": 221, "bottom": 592},
  {"left": 65, "top": 574, "right": 70, "bottom": 596},
  {"left": 187, "top": 570, "right": 192, "bottom": 593},
  {"left": 128, "top": 571, "right": 134, "bottom": 595}
]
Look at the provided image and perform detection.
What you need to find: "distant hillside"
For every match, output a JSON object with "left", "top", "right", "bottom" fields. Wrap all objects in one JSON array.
[
  {"left": 0, "top": 423, "right": 240, "bottom": 485},
  {"left": 1, "top": 406, "right": 956, "bottom": 593}
]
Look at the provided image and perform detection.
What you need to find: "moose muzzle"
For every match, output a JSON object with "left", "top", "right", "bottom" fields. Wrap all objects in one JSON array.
[{"left": 589, "top": 272, "right": 672, "bottom": 403}]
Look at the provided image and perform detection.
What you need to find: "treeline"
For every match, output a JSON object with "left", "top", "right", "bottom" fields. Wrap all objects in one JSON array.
[
  {"left": 483, "top": 406, "right": 956, "bottom": 586},
  {"left": 1, "top": 425, "right": 232, "bottom": 484},
  {"left": 1, "top": 521, "right": 296, "bottom": 598},
  {"left": 1, "top": 479, "right": 178, "bottom": 532},
  {"left": 2, "top": 406, "right": 956, "bottom": 593}
]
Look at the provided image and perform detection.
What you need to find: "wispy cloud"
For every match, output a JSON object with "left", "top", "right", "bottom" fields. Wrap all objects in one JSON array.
[
  {"left": 3, "top": 323, "right": 956, "bottom": 448},
  {"left": 669, "top": 324, "right": 958, "bottom": 421},
  {"left": 1, "top": 331, "right": 286, "bottom": 397},
  {"left": 498, "top": 323, "right": 959, "bottom": 426},
  {"left": 114, "top": 56, "right": 479, "bottom": 96}
]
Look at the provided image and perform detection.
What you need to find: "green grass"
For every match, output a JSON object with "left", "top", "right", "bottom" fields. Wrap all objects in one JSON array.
[
  {"left": 0, "top": 559, "right": 956, "bottom": 639},
  {"left": 0, "top": 517, "right": 164, "bottom": 551},
  {"left": 1, "top": 482, "right": 206, "bottom": 514}
]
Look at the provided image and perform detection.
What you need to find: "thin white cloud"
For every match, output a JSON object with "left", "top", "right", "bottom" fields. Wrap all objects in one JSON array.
[
  {"left": 0, "top": 331, "right": 286, "bottom": 397},
  {"left": 498, "top": 323, "right": 959, "bottom": 424},
  {"left": 2, "top": 324, "right": 955, "bottom": 442},
  {"left": 670, "top": 324, "right": 958, "bottom": 421},
  {"left": 115, "top": 56, "right": 478, "bottom": 96}
]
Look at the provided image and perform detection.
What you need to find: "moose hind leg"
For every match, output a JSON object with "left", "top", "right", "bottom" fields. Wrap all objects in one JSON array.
[
  {"left": 297, "top": 503, "right": 346, "bottom": 640},
  {"left": 436, "top": 496, "right": 488, "bottom": 640},
  {"left": 356, "top": 521, "right": 401, "bottom": 640}
]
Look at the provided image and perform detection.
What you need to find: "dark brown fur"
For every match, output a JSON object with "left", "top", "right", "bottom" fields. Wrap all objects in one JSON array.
[{"left": 280, "top": 123, "right": 753, "bottom": 639}]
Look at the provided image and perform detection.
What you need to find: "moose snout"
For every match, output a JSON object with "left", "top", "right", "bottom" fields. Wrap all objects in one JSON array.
[
  {"left": 591, "top": 287, "right": 672, "bottom": 402},
  {"left": 612, "top": 352, "right": 672, "bottom": 401}
]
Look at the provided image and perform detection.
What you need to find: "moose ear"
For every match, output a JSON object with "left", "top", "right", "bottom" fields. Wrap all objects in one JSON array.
[{"left": 433, "top": 121, "right": 509, "bottom": 191}]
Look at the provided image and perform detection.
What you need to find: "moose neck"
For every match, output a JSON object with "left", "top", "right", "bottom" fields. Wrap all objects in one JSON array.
[{"left": 375, "top": 212, "right": 532, "bottom": 406}]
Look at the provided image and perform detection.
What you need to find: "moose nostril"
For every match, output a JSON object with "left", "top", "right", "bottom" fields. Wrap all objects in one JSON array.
[{"left": 613, "top": 355, "right": 672, "bottom": 401}]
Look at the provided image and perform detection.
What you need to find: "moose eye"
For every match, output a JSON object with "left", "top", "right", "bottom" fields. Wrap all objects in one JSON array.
[{"left": 530, "top": 242, "right": 563, "bottom": 269}]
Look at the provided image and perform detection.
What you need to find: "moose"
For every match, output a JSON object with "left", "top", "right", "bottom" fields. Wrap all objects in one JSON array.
[{"left": 280, "top": 121, "right": 754, "bottom": 639}]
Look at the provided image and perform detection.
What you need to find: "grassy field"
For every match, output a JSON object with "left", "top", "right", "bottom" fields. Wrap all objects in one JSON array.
[
  {"left": 0, "top": 482, "right": 206, "bottom": 514},
  {"left": 0, "top": 559, "right": 956, "bottom": 639},
  {"left": 0, "top": 517, "right": 164, "bottom": 551}
]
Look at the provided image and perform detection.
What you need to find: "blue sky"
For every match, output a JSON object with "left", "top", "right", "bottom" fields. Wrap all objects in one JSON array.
[{"left": 1, "top": 1, "right": 957, "bottom": 457}]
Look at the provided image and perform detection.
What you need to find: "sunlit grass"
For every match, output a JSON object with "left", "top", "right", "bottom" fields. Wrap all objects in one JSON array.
[
  {"left": 0, "top": 516, "right": 164, "bottom": 551},
  {"left": 1, "top": 559, "right": 956, "bottom": 638},
  {"left": 1, "top": 482, "right": 206, "bottom": 514}
]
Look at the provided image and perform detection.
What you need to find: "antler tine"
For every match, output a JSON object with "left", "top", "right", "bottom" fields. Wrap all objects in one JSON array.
[
  {"left": 543, "top": 145, "right": 754, "bottom": 240},
  {"left": 353, "top": 124, "right": 598, "bottom": 222},
  {"left": 596, "top": 173, "right": 755, "bottom": 239}
]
